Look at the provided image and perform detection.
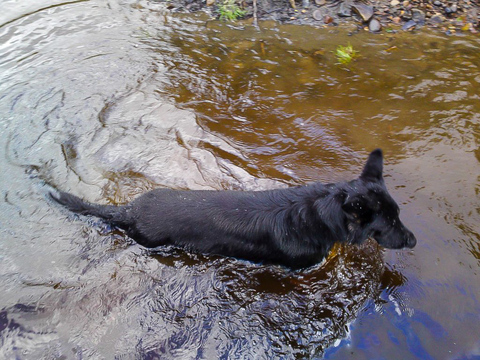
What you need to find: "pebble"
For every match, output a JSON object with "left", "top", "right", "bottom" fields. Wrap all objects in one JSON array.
[
  {"left": 369, "top": 18, "right": 382, "bottom": 31},
  {"left": 315, "top": 0, "right": 326, "bottom": 6},
  {"left": 430, "top": 13, "right": 445, "bottom": 23},
  {"left": 433, "top": 0, "right": 442, "bottom": 5},
  {"left": 313, "top": 9, "right": 323, "bottom": 20},
  {"left": 390, "top": 0, "right": 400, "bottom": 6}
]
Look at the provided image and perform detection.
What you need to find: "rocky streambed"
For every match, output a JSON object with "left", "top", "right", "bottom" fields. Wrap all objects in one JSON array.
[{"left": 160, "top": 0, "right": 479, "bottom": 33}]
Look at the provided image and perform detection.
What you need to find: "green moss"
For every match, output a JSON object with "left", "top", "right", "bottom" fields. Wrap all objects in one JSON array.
[
  {"left": 335, "top": 44, "right": 359, "bottom": 65},
  {"left": 218, "top": 0, "right": 247, "bottom": 21}
]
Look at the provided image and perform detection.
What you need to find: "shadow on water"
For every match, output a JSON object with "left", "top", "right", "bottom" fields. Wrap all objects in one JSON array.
[{"left": 144, "top": 244, "right": 408, "bottom": 359}]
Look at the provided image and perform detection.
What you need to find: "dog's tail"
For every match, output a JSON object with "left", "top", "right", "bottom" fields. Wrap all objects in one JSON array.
[{"left": 50, "top": 191, "right": 129, "bottom": 226}]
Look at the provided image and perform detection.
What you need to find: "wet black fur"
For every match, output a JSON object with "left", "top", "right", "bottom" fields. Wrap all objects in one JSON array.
[{"left": 50, "top": 149, "right": 416, "bottom": 269}]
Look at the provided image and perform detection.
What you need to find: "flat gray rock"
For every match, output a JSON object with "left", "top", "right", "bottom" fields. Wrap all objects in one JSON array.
[{"left": 352, "top": 4, "right": 374, "bottom": 22}]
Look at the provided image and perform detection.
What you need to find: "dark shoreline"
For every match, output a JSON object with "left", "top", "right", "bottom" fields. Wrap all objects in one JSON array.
[{"left": 161, "top": 0, "right": 479, "bottom": 34}]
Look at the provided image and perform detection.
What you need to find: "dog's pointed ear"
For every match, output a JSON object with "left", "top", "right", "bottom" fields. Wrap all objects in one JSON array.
[{"left": 360, "top": 149, "right": 383, "bottom": 182}]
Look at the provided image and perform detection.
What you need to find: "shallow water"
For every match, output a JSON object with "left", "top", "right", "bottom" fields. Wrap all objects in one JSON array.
[{"left": 0, "top": 1, "right": 479, "bottom": 359}]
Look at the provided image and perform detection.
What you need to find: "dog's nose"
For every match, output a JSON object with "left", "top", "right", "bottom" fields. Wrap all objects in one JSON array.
[{"left": 406, "top": 231, "right": 417, "bottom": 248}]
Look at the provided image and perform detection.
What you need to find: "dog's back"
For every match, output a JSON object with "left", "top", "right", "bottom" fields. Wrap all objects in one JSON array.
[{"left": 52, "top": 186, "right": 343, "bottom": 268}]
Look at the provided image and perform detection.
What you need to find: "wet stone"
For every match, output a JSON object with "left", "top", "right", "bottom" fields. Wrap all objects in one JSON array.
[
  {"left": 412, "top": 8, "right": 426, "bottom": 24},
  {"left": 369, "top": 18, "right": 382, "bottom": 31},
  {"left": 315, "top": 0, "right": 326, "bottom": 6},
  {"left": 402, "top": 19, "right": 417, "bottom": 30},
  {"left": 338, "top": 2, "right": 352, "bottom": 17},
  {"left": 401, "top": 10, "right": 413, "bottom": 20},
  {"left": 430, "top": 13, "right": 444, "bottom": 23},
  {"left": 352, "top": 4, "right": 374, "bottom": 22},
  {"left": 466, "top": 8, "right": 478, "bottom": 24},
  {"left": 433, "top": 0, "right": 442, "bottom": 5}
]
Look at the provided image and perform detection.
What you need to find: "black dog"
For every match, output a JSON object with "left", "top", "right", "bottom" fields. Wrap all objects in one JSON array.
[{"left": 50, "top": 149, "right": 416, "bottom": 269}]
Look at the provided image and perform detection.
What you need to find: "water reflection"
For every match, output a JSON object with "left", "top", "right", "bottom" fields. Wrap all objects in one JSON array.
[{"left": 1, "top": 241, "right": 407, "bottom": 358}]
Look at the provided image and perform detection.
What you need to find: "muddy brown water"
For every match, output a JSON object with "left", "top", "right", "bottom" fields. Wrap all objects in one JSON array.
[{"left": 1, "top": 0, "right": 479, "bottom": 359}]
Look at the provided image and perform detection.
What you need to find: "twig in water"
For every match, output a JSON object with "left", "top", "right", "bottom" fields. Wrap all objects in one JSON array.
[{"left": 253, "top": 0, "right": 258, "bottom": 27}]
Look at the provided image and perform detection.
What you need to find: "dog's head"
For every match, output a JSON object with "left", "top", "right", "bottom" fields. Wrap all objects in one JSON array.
[{"left": 342, "top": 149, "right": 417, "bottom": 250}]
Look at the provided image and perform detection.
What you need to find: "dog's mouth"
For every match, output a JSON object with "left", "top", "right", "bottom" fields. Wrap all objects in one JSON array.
[
  {"left": 371, "top": 230, "right": 417, "bottom": 250},
  {"left": 373, "top": 218, "right": 418, "bottom": 250},
  {"left": 374, "top": 236, "right": 417, "bottom": 250}
]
